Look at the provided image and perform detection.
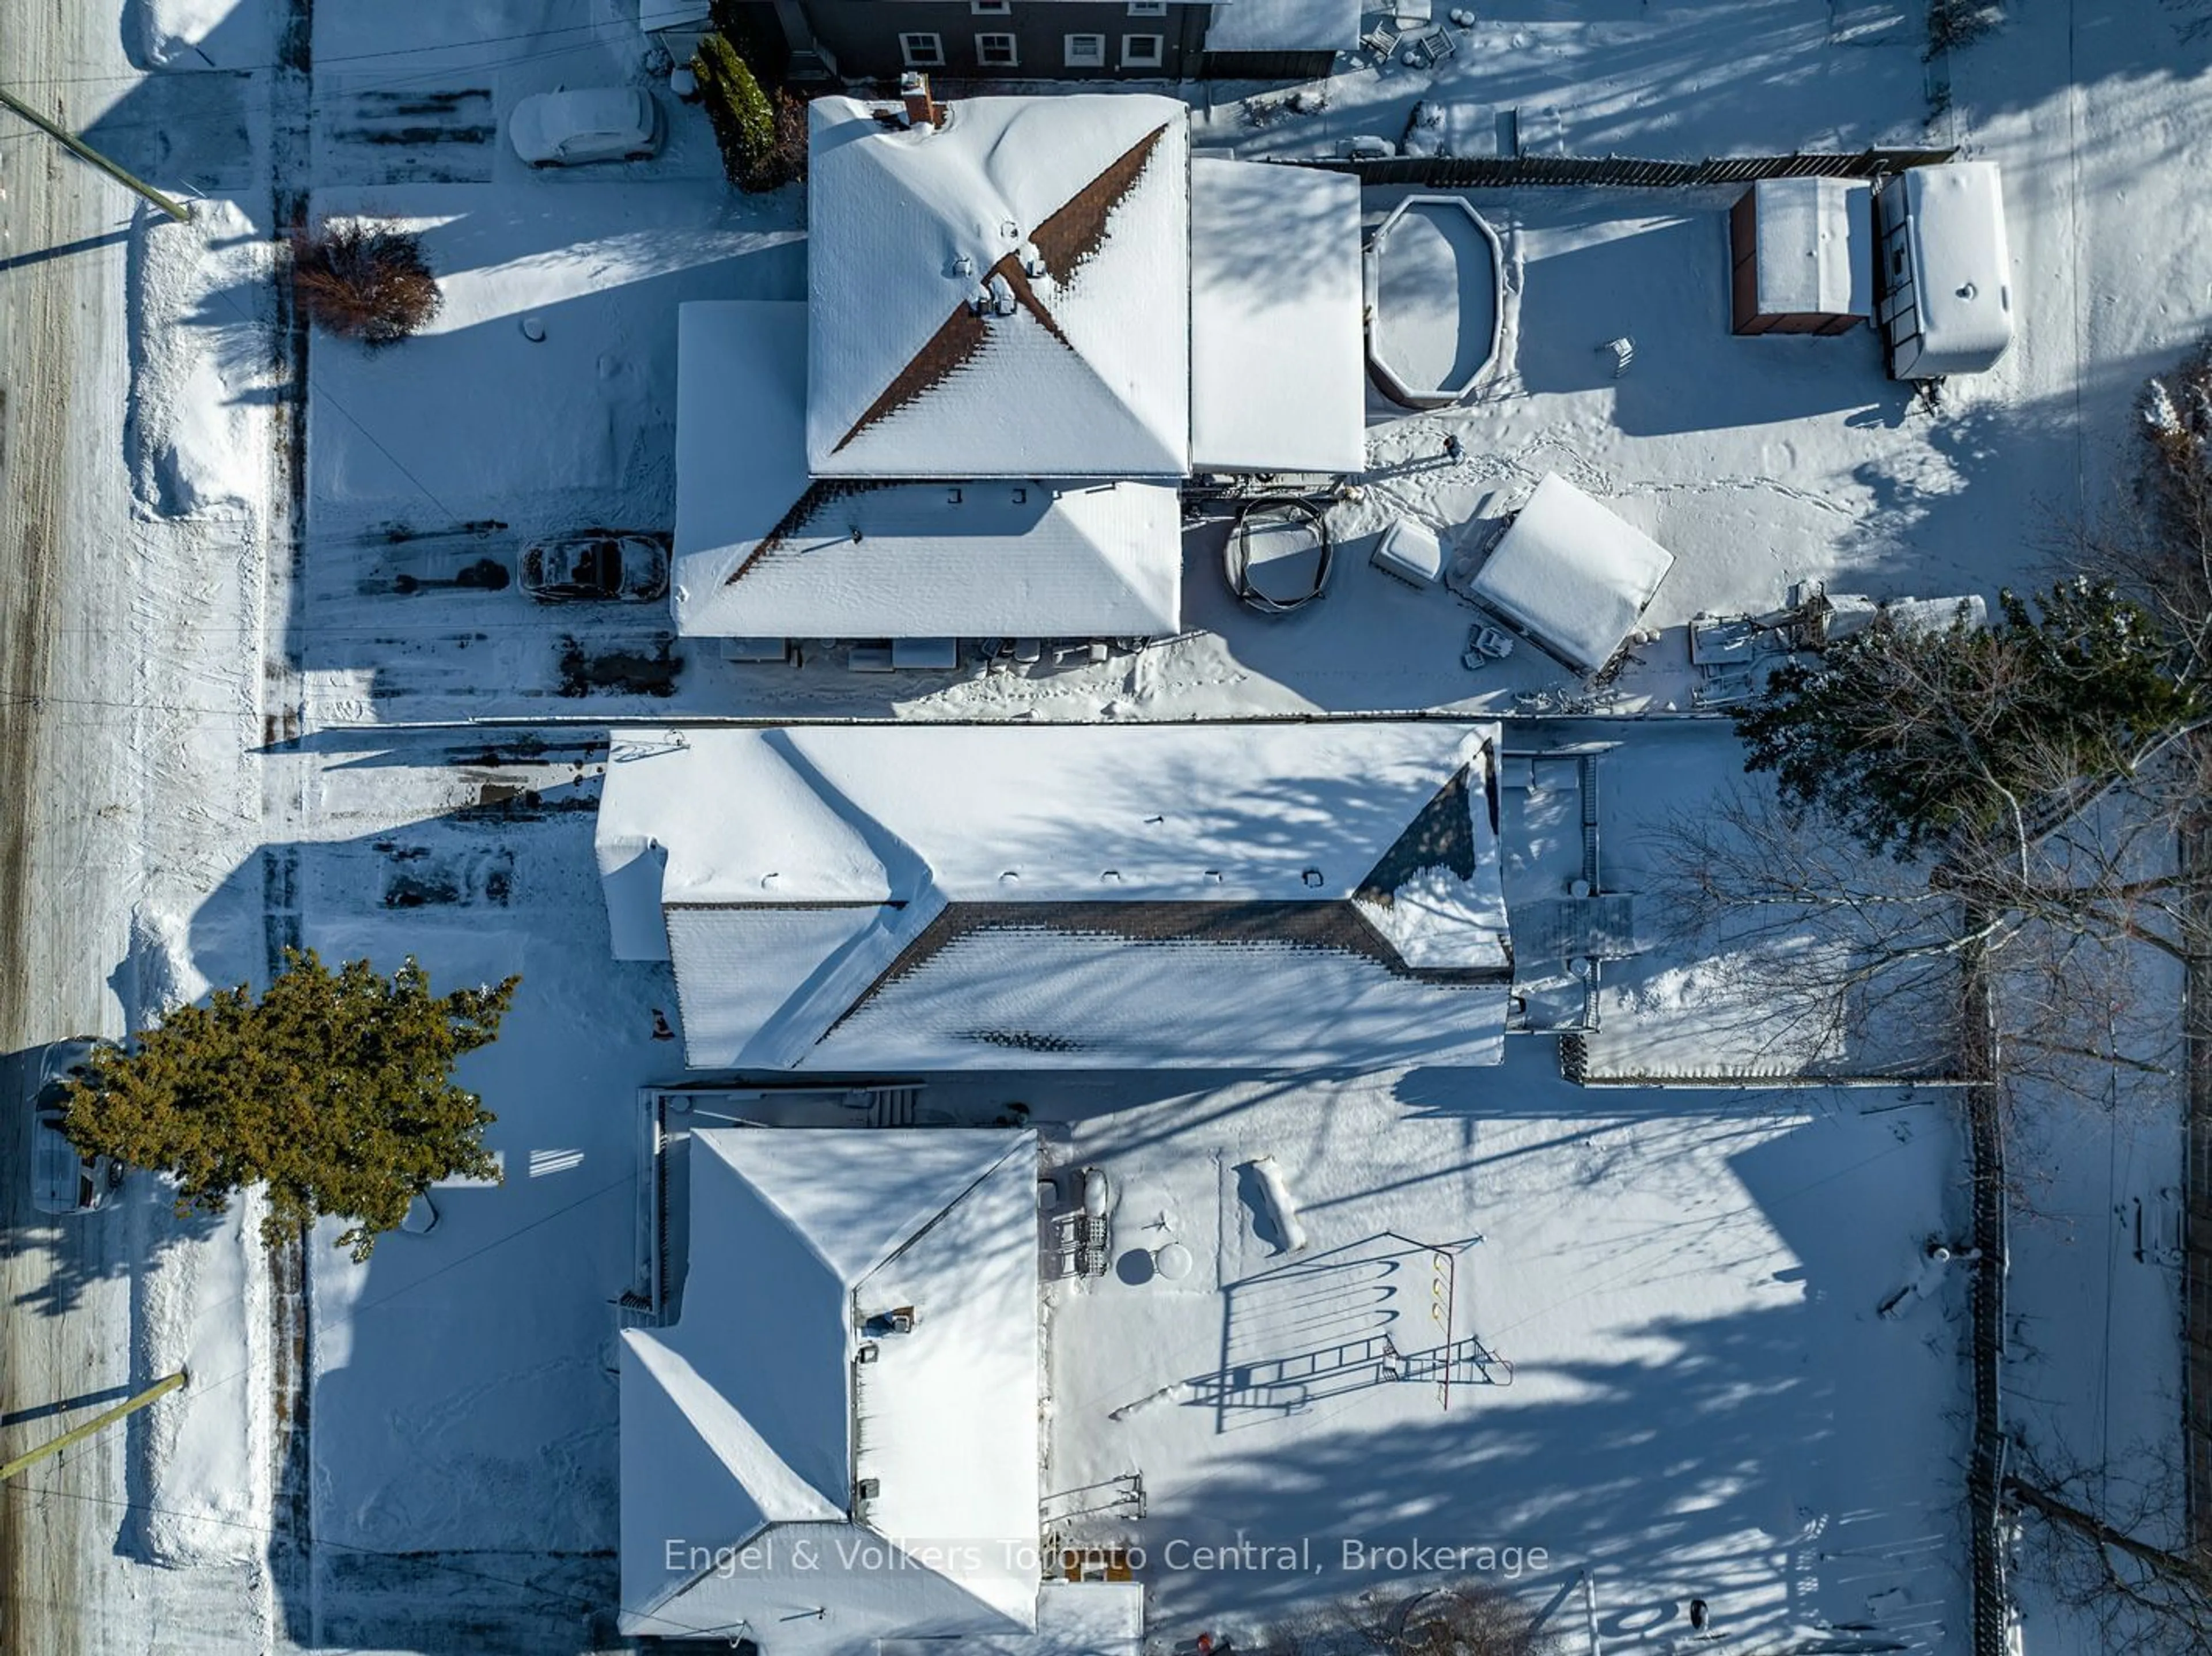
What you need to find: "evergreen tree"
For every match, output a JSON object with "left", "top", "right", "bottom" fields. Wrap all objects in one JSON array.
[
  {"left": 63, "top": 949, "right": 517, "bottom": 1261},
  {"left": 1734, "top": 579, "right": 2199, "bottom": 857},
  {"left": 692, "top": 33, "right": 782, "bottom": 192}
]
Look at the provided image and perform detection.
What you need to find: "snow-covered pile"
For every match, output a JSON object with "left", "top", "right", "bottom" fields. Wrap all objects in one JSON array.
[{"left": 128, "top": 201, "right": 274, "bottom": 521}]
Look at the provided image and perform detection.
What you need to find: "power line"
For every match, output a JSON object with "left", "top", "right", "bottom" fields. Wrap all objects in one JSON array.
[{"left": 0, "top": 20, "right": 632, "bottom": 92}]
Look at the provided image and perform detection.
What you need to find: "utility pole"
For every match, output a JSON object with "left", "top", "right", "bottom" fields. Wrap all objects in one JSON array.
[
  {"left": 0, "top": 87, "right": 190, "bottom": 222},
  {"left": 0, "top": 1370, "right": 190, "bottom": 1482}
]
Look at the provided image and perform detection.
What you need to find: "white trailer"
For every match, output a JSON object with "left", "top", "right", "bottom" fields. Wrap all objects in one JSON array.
[{"left": 1877, "top": 161, "right": 2014, "bottom": 381}]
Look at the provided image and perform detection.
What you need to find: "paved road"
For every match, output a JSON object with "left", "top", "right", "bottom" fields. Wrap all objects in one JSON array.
[
  {"left": 0, "top": 8, "right": 266, "bottom": 1652},
  {"left": 1, "top": 5, "right": 148, "bottom": 1651}
]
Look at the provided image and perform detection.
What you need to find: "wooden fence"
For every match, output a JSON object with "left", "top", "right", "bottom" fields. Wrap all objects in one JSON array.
[{"left": 1280, "top": 146, "right": 1957, "bottom": 188}]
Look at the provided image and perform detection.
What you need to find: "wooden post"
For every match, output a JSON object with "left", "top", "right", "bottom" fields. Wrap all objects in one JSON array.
[
  {"left": 0, "top": 1370, "right": 190, "bottom": 1482},
  {"left": 0, "top": 88, "right": 191, "bottom": 222}
]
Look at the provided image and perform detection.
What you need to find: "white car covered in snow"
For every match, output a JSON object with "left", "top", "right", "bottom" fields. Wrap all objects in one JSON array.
[{"left": 509, "top": 88, "right": 662, "bottom": 167}]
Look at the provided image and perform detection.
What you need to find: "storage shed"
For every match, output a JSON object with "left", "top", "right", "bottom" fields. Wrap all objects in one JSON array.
[
  {"left": 1465, "top": 474, "right": 1675, "bottom": 675},
  {"left": 1876, "top": 162, "right": 2014, "bottom": 380},
  {"left": 1729, "top": 177, "right": 1872, "bottom": 336}
]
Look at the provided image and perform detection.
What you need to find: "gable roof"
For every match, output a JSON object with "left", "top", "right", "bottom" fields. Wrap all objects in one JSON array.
[
  {"left": 805, "top": 94, "right": 1192, "bottom": 479},
  {"left": 596, "top": 722, "right": 1514, "bottom": 1068},
  {"left": 672, "top": 302, "right": 1184, "bottom": 639},
  {"left": 599, "top": 722, "right": 1502, "bottom": 910},
  {"left": 622, "top": 1129, "right": 1041, "bottom": 1644}
]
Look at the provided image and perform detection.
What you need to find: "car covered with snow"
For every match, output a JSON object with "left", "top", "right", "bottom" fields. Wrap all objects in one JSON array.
[
  {"left": 509, "top": 88, "right": 662, "bottom": 168},
  {"left": 28, "top": 1039, "right": 116, "bottom": 1215},
  {"left": 521, "top": 532, "right": 670, "bottom": 602}
]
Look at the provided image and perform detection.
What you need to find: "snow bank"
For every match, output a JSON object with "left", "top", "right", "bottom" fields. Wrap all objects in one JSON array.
[
  {"left": 133, "top": 1200, "right": 267, "bottom": 1566},
  {"left": 128, "top": 200, "right": 273, "bottom": 522},
  {"left": 128, "top": 0, "right": 266, "bottom": 69},
  {"left": 123, "top": 905, "right": 211, "bottom": 1029},
  {"left": 120, "top": 904, "right": 264, "bottom": 1566}
]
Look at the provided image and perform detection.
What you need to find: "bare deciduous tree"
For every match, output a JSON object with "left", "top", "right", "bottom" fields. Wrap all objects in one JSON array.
[
  {"left": 1261, "top": 1581, "right": 1556, "bottom": 1656},
  {"left": 2005, "top": 1438, "right": 2212, "bottom": 1655}
]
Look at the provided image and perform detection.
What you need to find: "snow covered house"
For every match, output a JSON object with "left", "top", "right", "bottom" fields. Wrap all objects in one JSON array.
[
  {"left": 596, "top": 721, "right": 1514, "bottom": 1069},
  {"left": 672, "top": 88, "right": 1366, "bottom": 643},
  {"left": 730, "top": 0, "right": 1217, "bottom": 82},
  {"left": 620, "top": 1126, "right": 1140, "bottom": 1651}
]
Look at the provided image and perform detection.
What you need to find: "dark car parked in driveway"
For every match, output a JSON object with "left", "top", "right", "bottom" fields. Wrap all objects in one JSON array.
[
  {"left": 520, "top": 532, "right": 670, "bottom": 602},
  {"left": 28, "top": 1039, "right": 117, "bottom": 1215}
]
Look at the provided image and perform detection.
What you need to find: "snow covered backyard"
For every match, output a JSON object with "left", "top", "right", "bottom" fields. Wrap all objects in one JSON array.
[{"left": 1040, "top": 1058, "right": 1969, "bottom": 1650}]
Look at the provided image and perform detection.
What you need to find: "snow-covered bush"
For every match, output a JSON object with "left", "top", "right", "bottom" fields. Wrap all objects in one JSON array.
[{"left": 289, "top": 219, "right": 442, "bottom": 347}]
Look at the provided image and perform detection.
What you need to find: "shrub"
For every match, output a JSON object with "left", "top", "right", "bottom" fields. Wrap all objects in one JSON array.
[
  {"left": 694, "top": 33, "right": 795, "bottom": 192},
  {"left": 290, "top": 219, "right": 442, "bottom": 346}
]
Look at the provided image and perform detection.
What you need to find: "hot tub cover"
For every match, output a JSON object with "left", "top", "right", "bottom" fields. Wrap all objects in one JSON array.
[{"left": 1467, "top": 474, "right": 1675, "bottom": 674}]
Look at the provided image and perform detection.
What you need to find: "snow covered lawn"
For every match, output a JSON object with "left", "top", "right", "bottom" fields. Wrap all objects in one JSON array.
[
  {"left": 290, "top": 759, "right": 673, "bottom": 1556},
  {"left": 306, "top": 183, "right": 801, "bottom": 539},
  {"left": 1041, "top": 1049, "right": 1971, "bottom": 1651}
]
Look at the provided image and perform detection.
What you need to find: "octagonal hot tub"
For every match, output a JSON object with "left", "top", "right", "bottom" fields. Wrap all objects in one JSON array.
[{"left": 1366, "top": 194, "right": 1504, "bottom": 409}]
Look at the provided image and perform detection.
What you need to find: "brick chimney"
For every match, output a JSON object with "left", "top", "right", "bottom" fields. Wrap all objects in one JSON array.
[{"left": 899, "top": 71, "right": 940, "bottom": 131}]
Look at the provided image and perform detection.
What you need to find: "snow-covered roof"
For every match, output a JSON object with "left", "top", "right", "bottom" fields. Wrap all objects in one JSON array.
[
  {"left": 1190, "top": 160, "right": 1365, "bottom": 475},
  {"left": 595, "top": 722, "right": 1513, "bottom": 1068},
  {"left": 806, "top": 94, "right": 1191, "bottom": 480},
  {"left": 1467, "top": 474, "right": 1676, "bottom": 674},
  {"left": 1895, "top": 162, "right": 2013, "bottom": 376},
  {"left": 621, "top": 1128, "right": 1041, "bottom": 1646},
  {"left": 1203, "top": 0, "right": 1362, "bottom": 52},
  {"left": 1747, "top": 177, "right": 1870, "bottom": 319},
  {"left": 672, "top": 303, "right": 1182, "bottom": 638}
]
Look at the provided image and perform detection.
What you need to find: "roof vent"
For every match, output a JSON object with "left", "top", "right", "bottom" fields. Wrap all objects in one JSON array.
[
  {"left": 968, "top": 272, "right": 1017, "bottom": 319},
  {"left": 854, "top": 1477, "right": 880, "bottom": 1503},
  {"left": 1018, "top": 242, "right": 1047, "bottom": 279},
  {"left": 950, "top": 253, "right": 975, "bottom": 279},
  {"left": 856, "top": 1342, "right": 880, "bottom": 1365}
]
